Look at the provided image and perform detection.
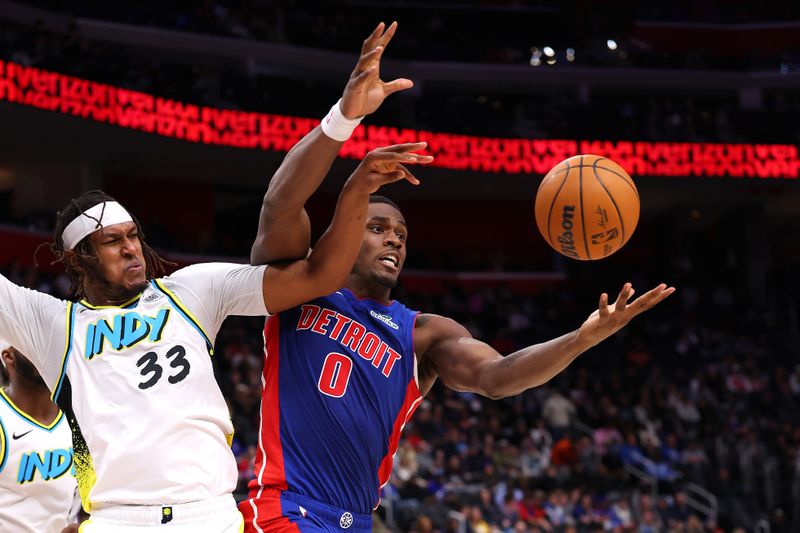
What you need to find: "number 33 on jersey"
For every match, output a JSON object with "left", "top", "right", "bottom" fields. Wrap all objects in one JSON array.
[
  {"left": 68, "top": 288, "right": 199, "bottom": 393},
  {"left": 53, "top": 279, "right": 236, "bottom": 511}
]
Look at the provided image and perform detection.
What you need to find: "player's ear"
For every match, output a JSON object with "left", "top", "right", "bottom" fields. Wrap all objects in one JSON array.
[{"left": 1, "top": 347, "right": 15, "bottom": 368}]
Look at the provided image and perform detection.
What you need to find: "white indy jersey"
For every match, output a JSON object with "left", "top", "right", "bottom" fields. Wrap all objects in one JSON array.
[
  {"left": 0, "top": 262, "right": 268, "bottom": 510},
  {"left": 0, "top": 388, "right": 77, "bottom": 533}
]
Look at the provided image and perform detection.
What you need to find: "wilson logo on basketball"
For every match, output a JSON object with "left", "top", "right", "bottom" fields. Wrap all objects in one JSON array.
[
  {"left": 557, "top": 205, "right": 579, "bottom": 258},
  {"left": 535, "top": 154, "right": 640, "bottom": 261}
]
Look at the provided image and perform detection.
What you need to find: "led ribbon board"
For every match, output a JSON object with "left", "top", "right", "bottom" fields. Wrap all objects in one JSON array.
[{"left": 0, "top": 61, "right": 798, "bottom": 179}]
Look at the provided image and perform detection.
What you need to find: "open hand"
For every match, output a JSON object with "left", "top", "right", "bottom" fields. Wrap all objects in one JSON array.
[
  {"left": 346, "top": 142, "right": 433, "bottom": 194},
  {"left": 579, "top": 283, "right": 675, "bottom": 347},
  {"left": 340, "top": 22, "right": 412, "bottom": 119}
]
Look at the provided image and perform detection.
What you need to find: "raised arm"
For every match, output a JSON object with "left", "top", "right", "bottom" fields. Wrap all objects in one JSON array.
[
  {"left": 251, "top": 21, "right": 412, "bottom": 265},
  {"left": 416, "top": 283, "right": 675, "bottom": 398},
  {"left": 261, "top": 143, "right": 432, "bottom": 314}
]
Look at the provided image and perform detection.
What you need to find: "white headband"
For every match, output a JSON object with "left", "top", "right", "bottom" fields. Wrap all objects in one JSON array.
[{"left": 61, "top": 201, "right": 134, "bottom": 250}]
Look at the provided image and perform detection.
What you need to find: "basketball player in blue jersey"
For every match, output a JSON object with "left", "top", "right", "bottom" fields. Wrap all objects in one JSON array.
[
  {"left": 0, "top": 342, "right": 81, "bottom": 533},
  {"left": 240, "top": 32, "right": 676, "bottom": 533}
]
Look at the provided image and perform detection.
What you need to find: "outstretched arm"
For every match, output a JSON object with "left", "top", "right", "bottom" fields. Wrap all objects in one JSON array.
[
  {"left": 417, "top": 283, "right": 675, "bottom": 398},
  {"left": 261, "top": 143, "right": 432, "bottom": 314},
  {"left": 252, "top": 21, "right": 412, "bottom": 265}
]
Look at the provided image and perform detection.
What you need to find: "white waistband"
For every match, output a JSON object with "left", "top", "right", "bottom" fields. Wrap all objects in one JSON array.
[{"left": 91, "top": 494, "right": 237, "bottom": 525}]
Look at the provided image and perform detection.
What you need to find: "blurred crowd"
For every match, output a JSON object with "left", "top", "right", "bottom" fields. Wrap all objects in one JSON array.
[
  {"left": 3, "top": 250, "right": 798, "bottom": 532},
  {"left": 14, "top": 0, "right": 800, "bottom": 69}
]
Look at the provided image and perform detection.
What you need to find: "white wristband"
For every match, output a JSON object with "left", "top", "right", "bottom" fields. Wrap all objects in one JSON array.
[{"left": 321, "top": 99, "right": 364, "bottom": 141}]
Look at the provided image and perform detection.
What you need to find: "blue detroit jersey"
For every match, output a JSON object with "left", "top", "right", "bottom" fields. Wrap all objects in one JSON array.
[{"left": 249, "top": 288, "right": 421, "bottom": 514}]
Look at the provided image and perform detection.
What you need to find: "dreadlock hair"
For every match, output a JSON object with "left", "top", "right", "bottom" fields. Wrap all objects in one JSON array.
[
  {"left": 40, "top": 190, "right": 173, "bottom": 299},
  {"left": 368, "top": 194, "right": 401, "bottom": 212}
]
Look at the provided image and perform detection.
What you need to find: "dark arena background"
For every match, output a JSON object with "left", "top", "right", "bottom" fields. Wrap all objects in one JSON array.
[{"left": 1, "top": 1, "right": 800, "bottom": 532}]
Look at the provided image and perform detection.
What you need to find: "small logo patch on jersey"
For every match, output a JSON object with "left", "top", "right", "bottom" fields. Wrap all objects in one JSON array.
[
  {"left": 299, "top": 506, "right": 307, "bottom": 517},
  {"left": 143, "top": 292, "right": 163, "bottom": 303},
  {"left": 12, "top": 430, "right": 32, "bottom": 440},
  {"left": 161, "top": 507, "right": 173, "bottom": 524},
  {"left": 340, "top": 512, "right": 353, "bottom": 529},
  {"left": 369, "top": 310, "right": 399, "bottom": 330}
]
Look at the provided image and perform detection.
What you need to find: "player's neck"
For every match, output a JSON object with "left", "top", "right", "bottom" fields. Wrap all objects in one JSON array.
[
  {"left": 345, "top": 281, "right": 392, "bottom": 305},
  {"left": 82, "top": 281, "right": 142, "bottom": 306},
  {"left": 3, "top": 383, "right": 59, "bottom": 425}
]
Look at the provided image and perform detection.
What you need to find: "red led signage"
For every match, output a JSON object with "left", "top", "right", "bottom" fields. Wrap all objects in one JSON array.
[{"left": 1, "top": 60, "right": 797, "bottom": 179}]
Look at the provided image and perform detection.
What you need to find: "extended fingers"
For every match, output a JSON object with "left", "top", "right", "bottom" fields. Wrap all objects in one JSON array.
[
  {"left": 378, "top": 21, "right": 398, "bottom": 48},
  {"left": 357, "top": 21, "right": 398, "bottom": 74},
  {"left": 369, "top": 151, "right": 433, "bottom": 169},
  {"left": 376, "top": 163, "right": 419, "bottom": 186},
  {"left": 395, "top": 163, "right": 420, "bottom": 185},
  {"left": 358, "top": 20, "right": 395, "bottom": 66},
  {"left": 629, "top": 284, "right": 676, "bottom": 314},
  {"left": 365, "top": 143, "right": 432, "bottom": 183},
  {"left": 614, "top": 283, "right": 634, "bottom": 312},
  {"left": 372, "top": 141, "right": 429, "bottom": 154},
  {"left": 364, "top": 21, "right": 397, "bottom": 51},
  {"left": 598, "top": 293, "right": 610, "bottom": 318},
  {"left": 373, "top": 154, "right": 433, "bottom": 171},
  {"left": 400, "top": 152, "right": 434, "bottom": 164},
  {"left": 366, "top": 145, "right": 433, "bottom": 186},
  {"left": 361, "top": 22, "right": 385, "bottom": 55}
]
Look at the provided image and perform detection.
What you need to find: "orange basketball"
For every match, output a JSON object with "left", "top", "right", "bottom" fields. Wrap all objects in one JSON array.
[{"left": 534, "top": 154, "right": 639, "bottom": 261}]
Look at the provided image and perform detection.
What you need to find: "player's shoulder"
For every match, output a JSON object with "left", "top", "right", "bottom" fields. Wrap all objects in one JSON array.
[
  {"left": 162, "top": 262, "right": 226, "bottom": 280},
  {"left": 415, "top": 313, "right": 470, "bottom": 341},
  {"left": 160, "top": 262, "right": 244, "bottom": 287},
  {"left": 154, "top": 263, "right": 217, "bottom": 303},
  {"left": 416, "top": 313, "right": 457, "bottom": 327}
]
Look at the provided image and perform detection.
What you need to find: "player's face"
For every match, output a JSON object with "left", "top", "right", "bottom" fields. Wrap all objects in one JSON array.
[
  {"left": 352, "top": 203, "right": 408, "bottom": 289},
  {"left": 87, "top": 221, "right": 147, "bottom": 295}
]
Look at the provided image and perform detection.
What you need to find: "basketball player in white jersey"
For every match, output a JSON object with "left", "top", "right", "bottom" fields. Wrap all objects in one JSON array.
[
  {"left": 0, "top": 134, "right": 431, "bottom": 531},
  {"left": 0, "top": 341, "right": 81, "bottom": 533}
]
